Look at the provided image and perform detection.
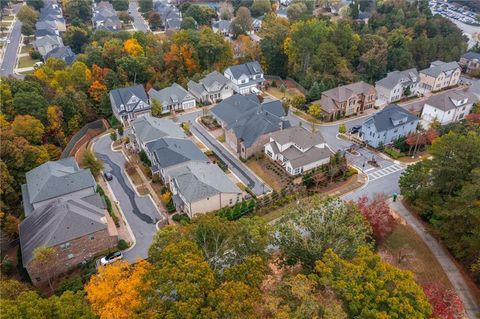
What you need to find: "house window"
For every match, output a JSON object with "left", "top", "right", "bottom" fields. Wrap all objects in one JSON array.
[
  {"left": 60, "top": 242, "right": 71, "bottom": 250},
  {"left": 89, "top": 235, "right": 95, "bottom": 240},
  {"left": 229, "top": 199, "right": 233, "bottom": 204},
  {"left": 207, "top": 197, "right": 210, "bottom": 200},
  {"left": 68, "top": 254, "right": 74, "bottom": 260},
  {"left": 36, "top": 277, "right": 41, "bottom": 282},
  {"left": 448, "top": 110, "right": 451, "bottom": 114}
]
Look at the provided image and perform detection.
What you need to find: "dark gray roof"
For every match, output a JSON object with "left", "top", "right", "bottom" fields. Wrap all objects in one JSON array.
[
  {"left": 35, "top": 20, "right": 56, "bottom": 31},
  {"left": 45, "top": 46, "right": 77, "bottom": 65},
  {"left": 212, "top": 20, "right": 231, "bottom": 31},
  {"left": 282, "top": 145, "right": 333, "bottom": 170},
  {"left": 261, "top": 99, "right": 286, "bottom": 118},
  {"left": 166, "top": 18, "right": 182, "bottom": 30},
  {"left": 110, "top": 84, "right": 150, "bottom": 115},
  {"left": 19, "top": 194, "right": 108, "bottom": 266},
  {"left": 22, "top": 158, "right": 96, "bottom": 214},
  {"left": 148, "top": 83, "right": 194, "bottom": 107},
  {"left": 420, "top": 61, "right": 460, "bottom": 77},
  {"left": 462, "top": 51, "right": 480, "bottom": 61},
  {"left": 363, "top": 104, "right": 418, "bottom": 133},
  {"left": 424, "top": 89, "right": 476, "bottom": 112},
  {"left": 34, "top": 35, "right": 62, "bottom": 47},
  {"left": 376, "top": 68, "right": 419, "bottom": 90},
  {"left": 211, "top": 94, "right": 288, "bottom": 147},
  {"left": 35, "top": 28, "right": 57, "bottom": 38},
  {"left": 132, "top": 115, "right": 186, "bottom": 145},
  {"left": 226, "top": 61, "right": 263, "bottom": 79},
  {"left": 146, "top": 137, "right": 208, "bottom": 170},
  {"left": 170, "top": 162, "right": 241, "bottom": 202}
]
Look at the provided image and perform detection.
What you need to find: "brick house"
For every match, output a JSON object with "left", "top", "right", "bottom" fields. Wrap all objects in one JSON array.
[
  {"left": 19, "top": 158, "right": 118, "bottom": 286},
  {"left": 319, "top": 81, "right": 377, "bottom": 119}
]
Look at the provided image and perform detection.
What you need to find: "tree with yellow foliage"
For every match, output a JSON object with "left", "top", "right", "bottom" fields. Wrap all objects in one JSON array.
[
  {"left": 88, "top": 80, "right": 107, "bottom": 102},
  {"left": 11, "top": 115, "right": 45, "bottom": 144},
  {"left": 124, "top": 38, "right": 144, "bottom": 57},
  {"left": 47, "top": 105, "right": 66, "bottom": 146},
  {"left": 85, "top": 260, "right": 151, "bottom": 319},
  {"left": 161, "top": 191, "right": 172, "bottom": 203}
]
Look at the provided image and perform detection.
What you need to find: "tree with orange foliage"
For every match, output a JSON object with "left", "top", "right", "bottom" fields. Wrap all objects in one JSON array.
[
  {"left": 234, "top": 35, "right": 259, "bottom": 63},
  {"left": 163, "top": 43, "right": 198, "bottom": 83},
  {"left": 85, "top": 260, "right": 151, "bottom": 319},
  {"left": 88, "top": 80, "right": 108, "bottom": 103},
  {"left": 124, "top": 38, "right": 144, "bottom": 57},
  {"left": 91, "top": 64, "right": 109, "bottom": 82}
]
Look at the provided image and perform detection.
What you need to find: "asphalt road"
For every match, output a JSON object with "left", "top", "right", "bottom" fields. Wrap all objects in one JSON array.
[
  {"left": 93, "top": 134, "right": 164, "bottom": 262},
  {"left": 0, "top": 4, "right": 22, "bottom": 76},
  {"left": 129, "top": 2, "right": 150, "bottom": 32}
]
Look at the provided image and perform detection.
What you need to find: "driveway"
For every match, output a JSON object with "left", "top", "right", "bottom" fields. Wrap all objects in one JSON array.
[
  {"left": 129, "top": 1, "right": 149, "bottom": 32},
  {"left": 0, "top": 4, "right": 22, "bottom": 76},
  {"left": 93, "top": 134, "right": 164, "bottom": 262}
]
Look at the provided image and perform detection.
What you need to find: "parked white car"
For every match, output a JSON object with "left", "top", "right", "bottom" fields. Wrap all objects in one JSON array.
[{"left": 100, "top": 251, "right": 123, "bottom": 265}]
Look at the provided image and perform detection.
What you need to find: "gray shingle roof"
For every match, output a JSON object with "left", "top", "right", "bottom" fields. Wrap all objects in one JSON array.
[
  {"left": 22, "top": 158, "right": 96, "bottom": 214},
  {"left": 261, "top": 99, "right": 286, "bottom": 118},
  {"left": 269, "top": 126, "right": 325, "bottom": 149},
  {"left": 146, "top": 137, "right": 208, "bottom": 170},
  {"left": 462, "top": 51, "right": 480, "bottom": 61},
  {"left": 188, "top": 71, "right": 231, "bottom": 98},
  {"left": 170, "top": 162, "right": 241, "bottom": 203},
  {"left": 211, "top": 94, "right": 288, "bottom": 147},
  {"left": 148, "top": 83, "right": 194, "bottom": 107},
  {"left": 420, "top": 61, "right": 460, "bottom": 77},
  {"left": 322, "top": 81, "right": 375, "bottom": 102},
  {"left": 363, "top": 104, "right": 418, "bottom": 133},
  {"left": 226, "top": 61, "right": 263, "bottom": 79},
  {"left": 424, "top": 89, "right": 475, "bottom": 112},
  {"left": 282, "top": 145, "right": 333, "bottom": 170},
  {"left": 45, "top": 46, "right": 77, "bottom": 65},
  {"left": 376, "top": 68, "right": 419, "bottom": 90},
  {"left": 212, "top": 20, "right": 231, "bottom": 31},
  {"left": 110, "top": 84, "right": 150, "bottom": 115},
  {"left": 34, "top": 35, "right": 63, "bottom": 47},
  {"left": 19, "top": 194, "right": 108, "bottom": 266},
  {"left": 131, "top": 115, "right": 185, "bottom": 145}
]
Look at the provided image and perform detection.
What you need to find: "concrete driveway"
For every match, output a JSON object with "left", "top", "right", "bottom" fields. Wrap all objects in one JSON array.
[{"left": 93, "top": 134, "right": 164, "bottom": 262}]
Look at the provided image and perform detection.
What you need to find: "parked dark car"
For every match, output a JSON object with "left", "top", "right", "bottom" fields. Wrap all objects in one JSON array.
[
  {"left": 104, "top": 172, "right": 113, "bottom": 181},
  {"left": 349, "top": 125, "right": 361, "bottom": 134}
]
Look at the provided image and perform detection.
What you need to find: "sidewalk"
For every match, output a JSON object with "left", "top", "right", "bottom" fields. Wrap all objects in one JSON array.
[{"left": 389, "top": 199, "right": 480, "bottom": 319}]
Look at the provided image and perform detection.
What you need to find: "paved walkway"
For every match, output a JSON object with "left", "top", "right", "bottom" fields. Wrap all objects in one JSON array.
[{"left": 389, "top": 199, "right": 480, "bottom": 319}]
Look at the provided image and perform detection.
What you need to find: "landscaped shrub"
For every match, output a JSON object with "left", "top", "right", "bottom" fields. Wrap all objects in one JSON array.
[
  {"left": 139, "top": 150, "right": 151, "bottom": 166},
  {"left": 55, "top": 276, "right": 84, "bottom": 295},
  {"left": 384, "top": 147, "right": 403, "bottom": 159},
  {"left": 117, "top": 239, "right": 129, "bottom": 250},
  {"left": 166, "top": 199, "right": 176, "bottom": 213},
  {"left": 172, "top": 213, "right": 190, "bottom": 224},
  {"left": 29, "top": 50, "right": 42, "bottom": 59},
  {"left": 344, "top": 167, "right": 358, "bottom": 178},
  {"left": 1, "top": 259, "right": 13, "bottom": 275}
]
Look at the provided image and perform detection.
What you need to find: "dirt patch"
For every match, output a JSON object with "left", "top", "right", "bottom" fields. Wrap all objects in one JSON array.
[{"left": 246, "top": 156, "right": 293, "bottom": 192}]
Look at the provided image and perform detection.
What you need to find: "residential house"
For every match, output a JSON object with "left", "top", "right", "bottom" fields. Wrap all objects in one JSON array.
[
  {"left": 130, "top": 115, "right": 186, "bottom": 150},
  {"left": 211, "top": 95, "right": 289, "bottom": 159},
  {"left": 360, "top": 104, "right": 419, "bottom": 148},
  {"left": 44, "top": 46, "right": 77, "bottom": 65},
  {"left": 212, "top": 20, "right": 231, "bottom": 37},
  {"left": 459, "top": 51, "right": 480, "bottom": 74},
  {"left": 19, "top": 158, "right": 118, "bottom": 286},
  {"left": 419, "top": 61, "right": 461, "bottom": 93},
  {"left": 169, "top": 162, "right": 243, "bottom": 218},
  {"left": 224, "top": 61, "right": 264, "bottom": 95},
  {"left": 148, "top": 83, "right": 196, "bottom": 114},
  {"left": 92, "top": 1, "right": 122, "bottom": 31},
  {"left": 420, "top": 89, "right": 476, "bottom": 127},
  {"left": 33, "top": 35, "right": 63, "bottom": 57},
  {"left": 154, "top": 1, "right": 182, "bottom": 30},
  {"left": 251, "top": 16, "right": 264, "bottom": 33},
  {"left": 187, "top": 71, "right": 233, "bottom": 104},
  {"left": 375, "top": 68, "right": 420, "bottom": 103},
  {"left": 319, "top": 81, "right": 377, "bottom": 118},
  {"left": 145, "top": 137, "right": 209, "bottom": 182},
  {"left": 264, "top": 126, "right": 333, "bottom": 175},
  {"left": 35, "top": 28, "right": 58, "bottom": 38},
  {"left": 110, "top": 84, "right": 150, "bottom": 125}
]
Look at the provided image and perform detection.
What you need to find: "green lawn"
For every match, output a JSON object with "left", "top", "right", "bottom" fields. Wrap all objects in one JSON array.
[
  {"left": 17, "top": 56, "right": 39, "bottom": 68},
  {"left": 292, "top": 109, "right": 321, "bottom": 124},
  {"left": 20, "top": 44, "right": 32, "bottom": 54},
  {"left": 2, "top": 16, "right": 14, "bottom": 21},
  {"left": 266, "top": 86, "right": 301, "bottom": 101}
]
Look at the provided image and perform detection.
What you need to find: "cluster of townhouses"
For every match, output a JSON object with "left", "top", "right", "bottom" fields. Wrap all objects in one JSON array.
[
  {"left": 33, "top": 2, "right": 76, "bottom": 64},
  {"left": 211, "top": 15, "right": 264, "bottom": 41},
  {"left": 19, "top": 158, "right": 118, "bottom": 286},
  {"left": 92, "top": 1, "right": 122, "bottom": 32}
]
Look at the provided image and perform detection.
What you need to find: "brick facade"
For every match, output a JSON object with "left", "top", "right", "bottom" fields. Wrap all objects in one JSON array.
[{"left": 27, "top": 228, "right": 117, "bottom": 286}]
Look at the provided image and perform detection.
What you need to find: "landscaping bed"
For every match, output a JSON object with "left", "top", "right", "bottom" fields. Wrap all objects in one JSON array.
[
  {"left": 246, "top": 154, "right": 293, "bottom": 192},
  {"left": 200, "top": 115, "right": 220, "bottom": 130}
]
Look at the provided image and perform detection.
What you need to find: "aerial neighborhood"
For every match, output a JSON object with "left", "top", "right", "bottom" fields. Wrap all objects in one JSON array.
[{"left": 0, "top": 0, "right": 479, "bottom": 317}]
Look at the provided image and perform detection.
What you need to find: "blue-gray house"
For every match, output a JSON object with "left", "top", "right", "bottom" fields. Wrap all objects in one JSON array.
[{"left": 360, "top": 104, "right": 418, "bottom": 148}]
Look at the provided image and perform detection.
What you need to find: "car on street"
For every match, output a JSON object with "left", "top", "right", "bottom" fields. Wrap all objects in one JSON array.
[
  {"left": 349, "top": 125, "right": 361, "bottom": 134},
  {"left": 100, "top": 251, "right": 123, "bottom": 265},
  {"left": 104, "top": 172, "right": 113, "bottom": 181}
]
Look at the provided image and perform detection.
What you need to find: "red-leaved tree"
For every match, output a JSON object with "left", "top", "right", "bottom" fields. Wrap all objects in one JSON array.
[
  {"left": 356, "top": 193, "right": 396, "bottom": 242},
  {"left": 422, "top": 283, "right": 464, "bottom": 319}
]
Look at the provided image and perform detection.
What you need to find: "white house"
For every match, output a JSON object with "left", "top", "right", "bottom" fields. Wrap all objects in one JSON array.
[
  {"left": 187, "top": 71, "right": 233, "bottom": 104},
  {"left": 375, "top": 68, "right": 420, "bottom": 104},
  {"left": 421, "top": 89, "right": 476, "bottom": 127},
  {"left": 224, "top": 61, "right": 264, "bottom": 95},
  {"left": 264, "top": 126, "right": 333, "bottom": 175}
]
